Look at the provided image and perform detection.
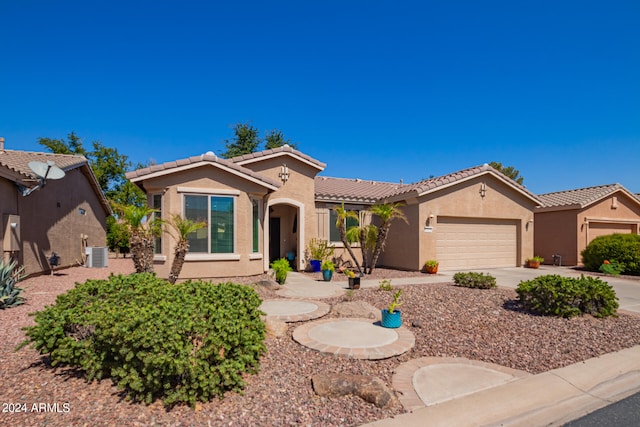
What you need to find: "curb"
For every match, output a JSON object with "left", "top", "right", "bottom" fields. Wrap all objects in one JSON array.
[{"left": 361, "top": 345, "right": 640, "bottom": 427}]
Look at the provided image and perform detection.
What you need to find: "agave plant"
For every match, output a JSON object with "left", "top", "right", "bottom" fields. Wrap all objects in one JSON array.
[{"left": 0, "top": 259, "right": 26, "bottom": 309}]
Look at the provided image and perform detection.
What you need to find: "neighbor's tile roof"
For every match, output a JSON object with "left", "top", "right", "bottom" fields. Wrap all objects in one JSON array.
[
  {"left": 384, "top": 163, "right": 541, "bottom": 203},
  {"left": 0, "top": 149, "right": 111, "bottom": 214},
  {"left": 230, "top": 144, "right": 326, "bottom": 170},
  {"left": 126, "top": 152, "right": 281, "bottom": 189},
  {"left": 537, "top": 184, "right": 638, "bottom": 209},
  {"left": 315, "top": 176, "right": 407, "bottom": 203},
  {"left": 0, "top": 149, "right": 88, "bottom": 181}
]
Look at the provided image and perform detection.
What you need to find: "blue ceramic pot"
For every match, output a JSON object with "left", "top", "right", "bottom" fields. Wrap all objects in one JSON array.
[{"left": 381, "top": 309, "right": 402, "bottom": 328}]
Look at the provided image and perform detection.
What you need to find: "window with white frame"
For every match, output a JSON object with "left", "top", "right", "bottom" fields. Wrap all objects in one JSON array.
[
  {"left": 185, "top": 194, "right": 235, "bottom": 253},
  {"left": 251, "top": 198, "right": 260, "bottom": 253},
  {"left": 329, "top": 208, "right": 360, "bottom": 243},
  {"left": 152, "top": 194, "right": 162, "bottom": 254}
]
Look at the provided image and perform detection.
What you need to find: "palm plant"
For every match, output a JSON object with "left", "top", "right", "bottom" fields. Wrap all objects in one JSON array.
[
  {"left": 113, "top": 202, "right": 162, "bottom": 273},
  {"left": 333, "top": 203, "right": 363, "bottom": 275},
  {"left": 167, "top": 214, "right": 206, "bottom": 284},
  {"left": 367, "top": 202, "right": 408, "bottom": 274},
  {"left": 346, "top": 221, "right": 377, "bottom": 273}
]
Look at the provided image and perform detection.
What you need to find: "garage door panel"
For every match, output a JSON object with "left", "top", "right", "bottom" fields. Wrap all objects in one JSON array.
[
  {"left": 436, "top": 217, "right": 517, "bottom": 269},
  {"left": 588, "top": 223, "right": 634, "bottom": 242}
]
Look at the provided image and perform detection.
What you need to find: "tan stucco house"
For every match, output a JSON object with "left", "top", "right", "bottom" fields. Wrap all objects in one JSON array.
[
  {"left": 127, "top": 145, "right": 542, "bottom": 280},
  {"left": 0, "top": 140, "right": 111, "bottom": 276},
  {"left": 534, "top": 184, "right": 640, "bottom": 266}
]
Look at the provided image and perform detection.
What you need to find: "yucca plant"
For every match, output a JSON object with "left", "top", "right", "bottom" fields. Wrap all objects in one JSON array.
[{"left": 0, "top": 259, "right": 26, "bottom": 309}]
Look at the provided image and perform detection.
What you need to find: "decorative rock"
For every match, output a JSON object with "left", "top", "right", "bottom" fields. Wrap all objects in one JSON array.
[
  {"left": 411, "top": 320, "right": 423, "bottom": 328},
  {"left": 264, "top": 317, "right": 288, "bottom": 338},
  {"left": 311, "top": 373, "right": 398, "bottom": 409},
  {"left": 257, "top": 279, "right": 281, "bottom": 291},
  {"left": 331, "top": 301, "right": 381, "bottom": 320}
]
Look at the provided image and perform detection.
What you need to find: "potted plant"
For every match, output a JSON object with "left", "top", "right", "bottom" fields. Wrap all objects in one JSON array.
[
  {"left": 321, "top": 260, "right": 335, "bottom": 281},
  {"left": 381, "top": 289, "right": 402, "bottom": 328},
  {"left": 345, "top": 269, "right": 360, "bottom": 289},
  {"left": 425, "top": 260, "right": 439, "bottom": 274},
  {"left": 270, "top": 258, "right": 292, "bottom": 284},
  {"left": 526, "top": 256, "right": 544, "bottom": 269},
  {"left": 307, "top": 238, "right": 335, "bottom": 272}
]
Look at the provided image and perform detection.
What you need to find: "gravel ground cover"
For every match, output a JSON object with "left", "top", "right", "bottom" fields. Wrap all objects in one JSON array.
[{"left": 3, "top": 259, "right": 640, "bottom": 427}]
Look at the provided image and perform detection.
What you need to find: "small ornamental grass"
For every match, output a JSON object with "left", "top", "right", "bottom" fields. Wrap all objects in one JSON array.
[
  {"left": 453, "top": 272, "right": 497, "bottom": 289},
  {"left": 18, "top": 273, "right": 266, "bottom": 407},
  {"left": 516, "top": 274, "right": 618, "bottom": 318}
]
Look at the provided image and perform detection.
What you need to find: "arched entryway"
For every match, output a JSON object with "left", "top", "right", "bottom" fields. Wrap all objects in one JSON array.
[{"left": 265, "top": 198, "right": 305, "bottom": 271}]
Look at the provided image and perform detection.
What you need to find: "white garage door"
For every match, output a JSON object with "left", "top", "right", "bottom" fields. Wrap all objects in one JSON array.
[{"left": 436, "top": 217, "right": 518, "bottom": 269}]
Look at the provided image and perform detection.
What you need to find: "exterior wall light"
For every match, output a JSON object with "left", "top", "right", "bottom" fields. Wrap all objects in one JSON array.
[{"left": 279, "top": 164, "right": 290, "bottom": 183}]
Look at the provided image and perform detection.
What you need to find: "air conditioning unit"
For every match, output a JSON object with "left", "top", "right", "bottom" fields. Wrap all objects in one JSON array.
[{"left": 85, "top": 246, "right": 108, "bottom": 268}]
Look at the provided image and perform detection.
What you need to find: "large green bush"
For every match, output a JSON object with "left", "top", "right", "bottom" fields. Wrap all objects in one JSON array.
[
  {"left": 516, "top": 274, "right": 618, "bottom": 318},
  {"left": 581, "top": 233, "right": 640, "bottom": 276},
  {"left": 19, "top": 273, "right": 266, "bottom": 407},
  {"left": 453, "top": 272, "right": 497, "bottom": 289}
]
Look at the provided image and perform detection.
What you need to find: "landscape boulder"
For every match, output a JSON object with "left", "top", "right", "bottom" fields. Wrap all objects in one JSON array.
[
  {"left": 311, "top": 373, "right": 398, "bottom": 409},
  {"left": 331, "top": 300, "right": 381, "bottom": 320}
]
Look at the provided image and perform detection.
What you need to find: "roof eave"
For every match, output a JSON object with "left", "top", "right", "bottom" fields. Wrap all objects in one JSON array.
[
  {"left": 128, "top": 161, "right": 280, "bottom": 191},
  {"left": 236, "top": 151, "right": 326, "bottom": 171}
]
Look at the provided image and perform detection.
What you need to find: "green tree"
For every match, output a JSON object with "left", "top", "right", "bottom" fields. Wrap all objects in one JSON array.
[
  {"left": 106, "top": 215, "right": 130, "bottom": 257},
  {"left": 220, "top": 122, "right": 261, "bottom": 158},
  {"left": 166, "top": 214, "right": 206, "bottom": 284},
  {"left": 489, "top": 162, "right": 524, "bottom": 185},
  {"left": 264, "top": 129, "right": 297, "bottom": 150},
  {"left": 37, "top": 132, "right": 146, "bottom": 206}
]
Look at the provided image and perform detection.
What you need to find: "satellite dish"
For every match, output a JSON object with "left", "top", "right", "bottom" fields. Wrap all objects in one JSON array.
[
  {"left": 16, "top": 160, "right": 66, "bottom": 196},
  {"left": 28, "top": 160, "right": 66, "bottom": 180}
]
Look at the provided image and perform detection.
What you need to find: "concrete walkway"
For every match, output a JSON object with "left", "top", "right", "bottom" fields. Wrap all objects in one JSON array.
[{"left": 273, "top": 269, "right": 640, "bottom": 426}]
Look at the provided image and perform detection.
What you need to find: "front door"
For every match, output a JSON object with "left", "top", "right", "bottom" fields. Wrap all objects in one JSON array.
[{"left": 269, "top": 217, "right": 281, "bottom": 262}]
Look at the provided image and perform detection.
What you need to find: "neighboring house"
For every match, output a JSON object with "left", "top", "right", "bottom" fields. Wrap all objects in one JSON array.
[
  {"left": 535, "top": 184, "right": 640, "bottom": 266},
  {"left": 127, "top": 145, "right": 542, "bottom": 279},
  {"left": 0, "top": 139, "right": 111, "bottom": 276}
]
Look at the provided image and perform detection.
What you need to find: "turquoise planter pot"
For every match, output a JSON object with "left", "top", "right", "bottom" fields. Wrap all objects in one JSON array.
[
  {"left": 322, "top": 269, "right": 333, "bottom": 281},
  {"left": 381, "top": 309, "right": 402, "bottom": 328}
]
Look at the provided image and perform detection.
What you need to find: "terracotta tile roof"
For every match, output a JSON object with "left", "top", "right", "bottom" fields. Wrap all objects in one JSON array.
[
  {"left": 537, "top": 184, "right": 640, "bottom": 209},
  {"left": 384, "top": 163, "right": 542, "bottom": 204},
  {"left": 126, "top": 152, "right": 281, "bottom": 189},
  {"left": 230, "top": 144, "right": 326, "bottom": 170},
  {"left": 314, "top": 176, "right": 407, "bottom": 203},
  {"left": 0, "top": 149, "right": 88, "bottom": 182}
]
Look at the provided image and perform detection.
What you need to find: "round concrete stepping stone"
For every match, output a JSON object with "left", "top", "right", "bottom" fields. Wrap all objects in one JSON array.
[
  {"left": 260, "top": 299, "right": 330, "bottom": 322},
  {"left": 392, "top": 357, "right": 530, "bottom": 411},
  {"left": 292, "top": 317, "right": 415, "bottom": 360}
]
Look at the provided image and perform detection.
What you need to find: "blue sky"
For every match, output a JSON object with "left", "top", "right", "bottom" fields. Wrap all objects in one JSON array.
[{"left": 2, "top": 0, "right": 639, "bottom": 194}]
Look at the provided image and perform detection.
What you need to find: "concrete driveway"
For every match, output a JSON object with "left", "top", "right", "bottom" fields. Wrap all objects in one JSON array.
[{"left": 450, "top": 265, "right": 640, "bottom": 315}]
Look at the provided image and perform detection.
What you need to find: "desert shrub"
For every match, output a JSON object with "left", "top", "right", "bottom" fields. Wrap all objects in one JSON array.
[
  {"left": 19, "top": 273, "right": 266, "bottom": 407},
  {"left": 453, "top": 272, "right": 497, "bottom": 289},
  {"left": 581, "top": 234, "right": 640, "bottom": 276},
  {"left": 599, "top": 259, "right": 625, "bottom": 276},
  {"left": 516, "top": 274, "right": 618, "bottom": 318},
  {"left": 270, "top": 258, "right": 292, "bottom": 284}
]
